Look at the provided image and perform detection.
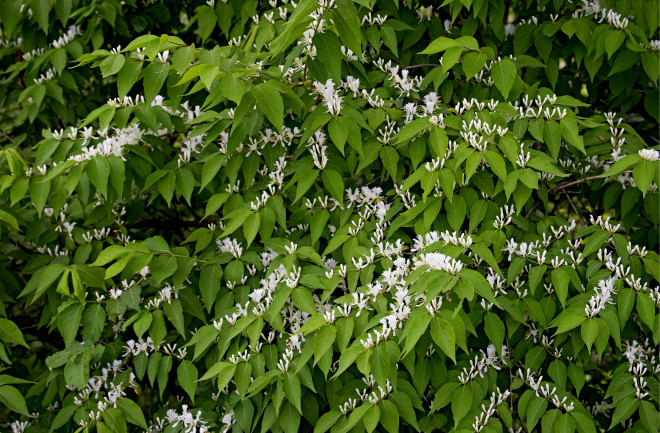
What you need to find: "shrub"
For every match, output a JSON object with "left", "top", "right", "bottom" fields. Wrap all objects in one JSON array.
[{"left": 0, "top": 1, "right": 658, "bottom": 433}]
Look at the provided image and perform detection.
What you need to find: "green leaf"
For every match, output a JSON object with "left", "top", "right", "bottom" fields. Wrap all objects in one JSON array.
[
  {"left": 30, "top": 0, "right": 50, "bottom": 34},
  {"left": 314, "top": 325, "right": 337, "bottom": 365},
  {"left": 199, "top": 64, "right": 220, "bottom": 90},
  {"left": 468, "top": 200, "right": 487, "bottom": 232},
  {"left": 314, "top": 410, "right": 342, "bottom": 433},
  {"left": 370, "top": 343, "right": 391, "bottom": 389},
  {"left": 282, "top": 373, "right": 302, "bottom": 413},
  {"left": 57, "top": 303, "right": 83, "bottom": 347},
  {"left": 442, "top": 46, "right": 463, "bottom": 72},
  {"left": 197, "top": 5, "right": 217, "bottom": 42},
  {"left": 402, "top": 314, "right": 432, "bottom": 356},
  {"left": 571, "top": 412, "right": 596, "bottom": 433},
  {"left": 163, "top": 299, "right": 186, "bottom": 337},
  {"left": 380, "top": 25, "right": 398, "bottom": 57},
  {"left": 438, "top": 168, "right": 455, "bottom": 202},
  {"left": 82, "top": 304, "right": 106, "bottom": 343},
  {"left": 253, "top": 82, "right": 284, "bottom": 131},
  {"left": 0, "top": 318, "right": 28, "bottom": 348},
  {"left": 637, "top": 292, "right": 656, "bottom": 329},
  {"left": 328, "top": 117, "right": 348, "bottom": 154},
  {"left": 526, "top": 397, "right": 548, "bottom": 431},
  {"left": 220, "top": 74, "right": 245, "bottom": 104},
  {"left": 582, "top": 230, "right": 610, "bottom": 257},
  {"left": 541, "top": 409, "right": 561, "bottom": 433},
  {"left": 363, "top": 405, "right": 380, "bottom": 433},
  {"left": 554, "top": 314, "right": 586, "bottom": 334},
  {"left": 279, "top": 401, "right": 301, "bottom": 433},
  {"left": 50, "top": 404, "right": 77, "bottom": 431},
  {"left": 143, "top": 62, "right": 169, "bottom": 104},
  {"left": 545, "top": 121, "right": 561, "bottom": 160},
  {"left": 172, "top": 44, "right": 197, "bottom": 74},
  {"left": 560, "top": 118, "right": 585, "bottom": 153},
  {"left": 103, "top": 407, "right": 127, "bottom": 433},
  {"left": 203, "top": 192, "right": 229, "bottom": 219},
  {"left": 389, "top": 392, "right": 419, "bottom": 431},
  {"left": 294, "top": 169, "right": 318, "bottom": 203},
  {"left": 617, "top": 287, "right": 635, "bottom": 325},
  {"left": 87, "top": 156, "right": 111, "bottom": 199},
  {"left": 149, "top": 310, "right": 167, "bottom": 347},
  {"left": 150, "top": 254, "right": 178, "bottom": 284},
  {"left": 461, "top": 52, "right": 488, "bottom": 79},
  {"left": 341, "top": 403, "right": 371, "bottom": 433},
  {"left": 117, "top": 60, "right": 143, "bottom": 98},
  {"left": 461, "top": 268, "right": 499, "bottom": 305},
  {"left": 642, "top": 51, "right": 659, "bottom": 84},
  {"left": 601, "top": 153, "right": 641, "bottom": 178},
  {"left": 56, "top": 268, "right": 70, "bottom": 297},
  {"left": 199, "top": 360, "right": 233, "bottom": 382},
  {"left": 420, "top": 37, "right": 461, "bottom": 54},
  {"left": 177, "top": 360, "right": 198, "bottom": 403},
  {"left": 446, "top": 195, "right": 466, "bottom": 231},
  {"left": 116, "top": 398, "right": 148, "bottom": 429},
  {"left": 430, "top": 317, "right": 456, "bottom": 362},
  {"left": 580, "top": 318, "right": 599, "bottom": 353},
  {"left": 380, "top": 147, "right": 399, "bottom": 180},
  {"left": 268, "top": 0, "right": 317, "bottom": 56},
  {"left": 604, "top": 30, "right": 625, "bottom": 58},
  {"left": 527, "top": 157, "right": 568, "bottom": 177},
  {"left": 100, "top": 54, "right": 125, "bottom": 78},
  {"left": 393, "top": 118, "right": 430, "bottom": 144},
  {"left": 199, "top": 264, "right": 222, "bottom": 312},
  {"left": 379, "top": 400, "right": 399, "bottom": 433},
  {"left": 450, "top": 384, "right": 472, "bottom": 426},
  {"left": 491, "top": 58, "right": 516, "bottom": 99},
  {"left": 321, "top": 169, "right": 344, "bottom": 203},
  {"left": 331, "top": 0, "right": 362, "bottom": 58},
  {"left": 484, "top": 313, "right": 505, "bottom": 355},
  {"left": 633, "top": 159, "right": 655, "bottom": 194},
  {"left": 431, "top": 382, "right": 460, "bottom": 412},
  {"left": 157, "top": 356, "right": 172, "bottom": 398},
  {"left": 29, "top": 177, "right": 50, "bottom": 215},
  {"left": 639, "top": 399, "right": 660, "bottom": 433},
  {"left": 243, "top": 212, "right": 260, "bottom": 247},
  {"left": 291, "top": 286, "right": 317, "bottom": 314},
  {"left": 0, "top": 385, "right": 29, "bottom": 416},
  {"left": 314, "top": 31, "right": 342, "bottom": 83},
  {"left": 484, "top": 150, "right": 508, "bottom": 181},
  {"left": 609, "top": 397, "right": 638, "bottom": 428}
]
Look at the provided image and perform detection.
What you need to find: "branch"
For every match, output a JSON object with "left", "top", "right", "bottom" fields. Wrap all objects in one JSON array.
[
  {"left": 563, "top": 189, "right": 584, "bottom": 226},
  {"left": 403, "top": 63, "right": 440, "bottom": 69},
  {"left": 548, "top": 171, "right": 632, "bottom": 193},
  {"left": 0, "top": 131, "right": 17, "bottom": 145}
]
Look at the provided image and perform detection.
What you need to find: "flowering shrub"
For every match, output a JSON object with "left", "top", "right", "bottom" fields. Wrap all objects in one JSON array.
[{"left": 0, "top": 1, "right": 659, "bottom": 433}]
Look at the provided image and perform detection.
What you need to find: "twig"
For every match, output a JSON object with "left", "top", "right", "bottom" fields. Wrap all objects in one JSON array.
[
  {"left": 0, "top": 131, "right": 17, "bottom": 145},
  {"left": 379, "top": 49, "right": 403, "bottom": 65},
  {"left": 563, "top": 189, "right": 584, "bottom": 226},
  {"left": 403, "top": 63, "right": 440, "bottom": 69},
  {"left": 549, "top": 171, "right": 631, "bottom": 193},
  {"left": 525, "top": 202, "right": 539, "bottom": 219}
]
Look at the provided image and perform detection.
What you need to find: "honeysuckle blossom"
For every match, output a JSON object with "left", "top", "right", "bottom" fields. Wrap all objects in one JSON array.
[{"left": 639, "top": 148, "right": 659, "bottom": 161}]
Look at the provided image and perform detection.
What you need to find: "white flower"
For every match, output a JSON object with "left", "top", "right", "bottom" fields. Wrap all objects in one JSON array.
[
  {"left": 284, "top": 241, "right": 298, "bottom": 255},
  {"left": 139, "top": 266, "right": 150, "bottom": 278},
  {"left": 312, "top": 79, "right": 343, "bottom": 116},
  {"left": 344, "top": 76, "right": 360, "bottom": 96},
  {"left": 585, "top": 277, "right": 617, "bottom": 318},
  {"left": 639, "top": 149, "right": 659, "bottom": 161}
]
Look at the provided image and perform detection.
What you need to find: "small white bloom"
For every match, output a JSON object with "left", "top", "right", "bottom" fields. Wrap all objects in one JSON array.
[{"left": 639, "top": 149, "right": 659, "bottom": 161}]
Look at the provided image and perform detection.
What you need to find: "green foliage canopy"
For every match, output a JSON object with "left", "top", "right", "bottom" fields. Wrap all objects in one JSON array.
[{"left": 0, "top": 1, "right": 658, "bottom": 433}]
